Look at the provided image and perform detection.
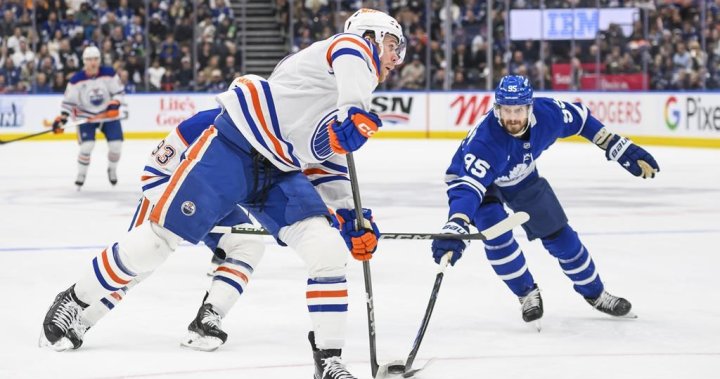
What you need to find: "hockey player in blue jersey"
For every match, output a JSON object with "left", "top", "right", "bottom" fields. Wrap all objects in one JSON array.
[
  {"left": 431, "top": 75, "right": 659, "bottom": 328},
  {"left": 41, "top": 9, "right": 404, "bottom": 379},
  {"left": 52, "top": 45, "right": 126, "bottom": 188}
]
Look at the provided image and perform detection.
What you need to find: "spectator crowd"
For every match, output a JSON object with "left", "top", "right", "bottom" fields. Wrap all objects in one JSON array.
[
  {"left": 1, "top": 0, "right": 241, "bottom": 94},
  {"left": 2, "top": 0, "right": 719, "bottom": 93}
]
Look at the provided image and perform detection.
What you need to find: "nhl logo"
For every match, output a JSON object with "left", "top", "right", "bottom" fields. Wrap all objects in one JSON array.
[
  {"left": 523, "top": 142, "right": 531, "bottom": 149},
  {"left": 181, "top": 201, "right": 196, "bottom": 216}
]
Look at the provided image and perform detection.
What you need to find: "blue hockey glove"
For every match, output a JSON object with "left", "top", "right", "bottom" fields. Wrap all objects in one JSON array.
[
  {"left": 333, "top": 208, "right": 380, "bottom": 261},
  {"left": 605, "top": 134, "right": 660, "bottom": 179},
  {"left": 431, "top": 218, "right": 470, "bottom": 266},
  {"left": 328, "top": 107, "right": 382, "bottom": 154}
]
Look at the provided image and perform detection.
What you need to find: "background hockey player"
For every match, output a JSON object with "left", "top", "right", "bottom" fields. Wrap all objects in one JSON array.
[
  {"left": 51, "top": 45, "right": 125, "bottom": 188},
  {"left": 431, "top": 75, "right": 660, "bottom": 329},
  {"left": 41, "top": 9, "right": 404, "bottom": 379},
  {"left": 74, "top": 82, "right": 265, "bottom": 352}
]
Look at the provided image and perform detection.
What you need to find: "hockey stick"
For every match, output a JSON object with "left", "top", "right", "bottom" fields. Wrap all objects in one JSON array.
[
  {"left": 380, "top": 212, "right": 530, "bottom": 378},
  {"left": 384, "top": 252, "right": 450, "bottom": 378},
  {"left": 210, "top": 212, "right": 529, "bottom": 241},
  {"left": 0, "top": 129, "right": 56, "bottom": 145},
  {"left": 0, "top": 114, "right": 128, "bottom": 145},
  {"left": 345, "top": 152, "right": 381, "bottom": 378}
]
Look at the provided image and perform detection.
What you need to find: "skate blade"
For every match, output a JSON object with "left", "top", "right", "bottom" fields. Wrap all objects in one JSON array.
[
  {"left": 38, "top": 330, "right": 74, "bottom": 352},
  {"left": 534, "top": 319, "right": 542, "bottom": 332},
  {"left": 180, "top": 331, "right": 223, "bottom": 352}
]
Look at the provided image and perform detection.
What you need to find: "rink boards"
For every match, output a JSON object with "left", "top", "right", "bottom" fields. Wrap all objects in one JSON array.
[{"left": 1, "top": 91, "right": 719, "bottom": 148}]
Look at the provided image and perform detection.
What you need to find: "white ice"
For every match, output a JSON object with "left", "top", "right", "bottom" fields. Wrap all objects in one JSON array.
[{"left": 1, "top": 139, "right": 719, "bottom": 379}]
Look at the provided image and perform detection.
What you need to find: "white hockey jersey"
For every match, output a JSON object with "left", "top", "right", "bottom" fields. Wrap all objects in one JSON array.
[
  {"left": 215, "top": 33, "right": 382, "bottom": 210},
  {"left": 61, "top": 67, "right": 125, "bottom": 122}
]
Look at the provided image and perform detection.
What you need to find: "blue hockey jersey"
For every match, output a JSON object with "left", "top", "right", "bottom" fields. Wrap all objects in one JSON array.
[{"left": 445, "top": 97, "right": 605, "bottom": 218}]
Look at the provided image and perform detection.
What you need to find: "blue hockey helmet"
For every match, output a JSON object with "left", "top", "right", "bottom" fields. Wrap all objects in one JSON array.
[{"left": 494, "top": 75, "right": 533, "bottom": 106}]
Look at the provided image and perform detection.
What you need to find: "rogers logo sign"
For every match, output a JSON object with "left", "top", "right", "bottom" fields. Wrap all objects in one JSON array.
[
  {"left": 156, "top": 97, "right": 197, "bottom": 127},
  {"left": 574, "top": 98, "right": 641, "bottom": 125}
]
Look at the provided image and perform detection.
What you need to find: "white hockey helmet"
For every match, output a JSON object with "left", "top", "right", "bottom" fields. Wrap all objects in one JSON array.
[
  {"left": 344, "top": 8, "right": 406, "bottom": 64},
  {"left": 82, "top": 46, "right": 101, "bottom": 61}
]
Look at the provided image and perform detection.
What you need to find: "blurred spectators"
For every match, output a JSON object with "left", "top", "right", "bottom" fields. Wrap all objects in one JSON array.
[
  {"left": 1, "top": 0, "right": 718, "bottom": 92},
  {"left": 0, "top": 0, "right": 241, "bottom": 93}
]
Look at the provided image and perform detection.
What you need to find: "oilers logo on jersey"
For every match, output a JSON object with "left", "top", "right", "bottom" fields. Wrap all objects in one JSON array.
[
  {"left": 88, "top": 88, "right": 105, "bottom": 107},
  {"left": 311, "top": 110, "right": 339, "bottom": 161}
]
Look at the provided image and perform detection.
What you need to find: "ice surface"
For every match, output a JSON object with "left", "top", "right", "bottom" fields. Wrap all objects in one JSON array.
[{"left": 1, "top": 139, "right": 719, "bottom": 379}]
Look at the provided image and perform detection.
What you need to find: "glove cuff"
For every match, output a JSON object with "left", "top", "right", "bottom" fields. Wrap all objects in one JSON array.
[{"left": 606, "top": 136, "right": 633, "bottom": 162}]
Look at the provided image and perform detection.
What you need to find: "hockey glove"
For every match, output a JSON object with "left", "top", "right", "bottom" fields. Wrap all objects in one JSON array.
[
  {"left": 328, "top": 107, "right": 381, "bottom": 154},
  {"left": 52, "top": 112, "right": 69, "bottom": 134},
  {"left": 333, "top": 208, "right": 380, "bottom": 261},
  {"left": 431, "top": 218, "right": 471, "bottom": 266},
  {"left": 605, "top": 134, "right": 660, "bottom": 179},
  {"left": 104, "top": 100, "right": 121, "bottom": 119}
]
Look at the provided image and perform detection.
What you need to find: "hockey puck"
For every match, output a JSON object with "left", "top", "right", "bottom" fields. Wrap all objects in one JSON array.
[{"left": 387, "top": 364, "right": 406, "bottom": 374}]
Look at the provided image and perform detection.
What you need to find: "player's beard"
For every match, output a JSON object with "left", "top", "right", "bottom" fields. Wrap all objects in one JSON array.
[{"left": 503, "top": 118, "right": 529, "bottom": 137}]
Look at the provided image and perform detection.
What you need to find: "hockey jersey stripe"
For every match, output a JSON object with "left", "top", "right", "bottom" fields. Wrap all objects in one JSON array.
[
  {"left": 141, "top": 176, "right": 170, "bottom": 192},
  {"left": 231, "top": 89, "right": 297, "bottom": 170},
  {"left": 310, "top": 176, "right": 349, "bottom": 186},
  {"left": 319, "top": 160, "right": 348, "bottom": 174},
  {"left": 175, "top": 127, "right": 191, "bottom": 147},
  {"left": 133, "top": 197, "right": 152, "bottom": 228},
  {"left": 215, "top": 266, "right": 249, "bottom": 284},
  {"left": 225, "top": 257, "right": 254, "bottom": 273},
  {"left": 213, "top": 275, "right": 244, "bottom": 295},
  {"left": 143, "top": 165, "right": 167, "bottom": 177},
  {"left": 244, "top": 82, "right": 294, "bottom": 165},
  {"left": 150, "top": 127, "right": 217, "bottom": 226},
  {"left": 308, "top": 304, "right": 348, "bottom": 312},
  {"left": 306, "top": 290, "right": 348, "bottom": 299},
  {"left": 260, "top": 81, "right": 300, "bottom": 167},
  {"left": 303, "top": 168, "right": 334, "bottom": 176},
  {"left": 326, "top": 35, "right": 380, "bottom": 80}
]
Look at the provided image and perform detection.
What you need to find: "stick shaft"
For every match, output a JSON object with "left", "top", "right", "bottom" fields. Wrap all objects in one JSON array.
[{"left": 345, "top": 153, "right": 380, "bottom": 378}]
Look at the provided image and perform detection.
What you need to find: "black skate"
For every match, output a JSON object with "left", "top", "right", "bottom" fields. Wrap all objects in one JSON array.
[
  {"left": 75, "top": 173, "right": 85, "bottom": 189},
  {"left": 107, "top": 168, "right": 117, "bottom": 186},
  {"left": 309, "top": 331, "right": 357, "bottom": 379},
  {"left": 39, "top": 285, "right": 89, "bottom": 351},
  {"left": 181, "top": 303, "right": 227, "bottom": 351},
  {"left": 586, "top": 290, "right": 636, "bottom": 318},
  {"left": 519, "top": 284, "right": 543, "bottom": 331}
]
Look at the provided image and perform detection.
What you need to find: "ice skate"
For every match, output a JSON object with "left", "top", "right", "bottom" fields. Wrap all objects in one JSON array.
[
  {"left": 519, "top": 284, "right": 543, "bottom": 331},
  {"left": 586, "top": 290, "right": 636, "bottom": 318},
  {"left": 181, "top": 303, "right": 227, "bottom": 351},
  {"left": 39, "top": 285, "right": 88, "bottom": 351},
  {"left": 107, "top": 168, "right": 117, "bottom": 186},
  {"left": 74, "top": 173, "right": 85, "bottom": 190},
  {"left": 309, "top": 331, "right": 357, "bottom": 379}
]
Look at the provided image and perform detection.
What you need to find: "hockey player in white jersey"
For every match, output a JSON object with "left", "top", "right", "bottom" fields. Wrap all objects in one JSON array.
[
  {"left": 51, "top": 45, "right": 125, "bottom": 188},
  {"left": 69, "top": 83, "right": 265, "bottom": 352},
  {"left": 41, "top": 9, "right": 404, "bottom": 379}
]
